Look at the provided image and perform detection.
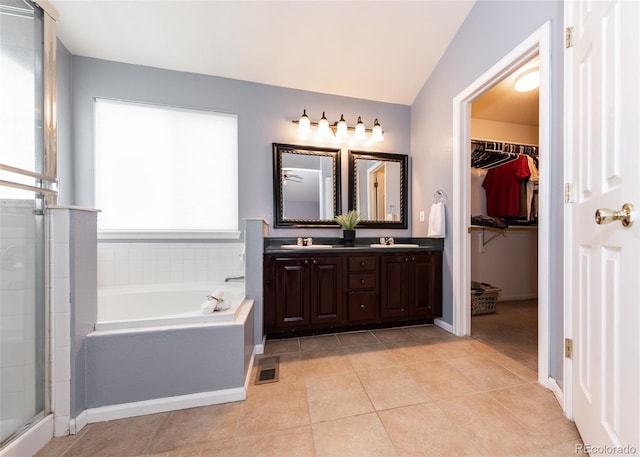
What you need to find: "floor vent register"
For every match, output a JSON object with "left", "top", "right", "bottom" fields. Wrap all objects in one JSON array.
[{"left": 254, "top": 356, "right": 279, "bottom": 385}]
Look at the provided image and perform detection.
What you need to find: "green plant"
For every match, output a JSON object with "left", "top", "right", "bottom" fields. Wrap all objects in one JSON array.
[{"left": 335, "top": 210, "right": 360, "bottom": 230}]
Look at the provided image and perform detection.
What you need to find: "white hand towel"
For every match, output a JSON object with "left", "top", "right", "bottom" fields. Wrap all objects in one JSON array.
[
  {"left": 214, "top": 300, "right": 231, "bottom": 312},
  {"left": 427, "top": 202, "right": 445, "bottom": 238},
  {"left": 210, "top": 290, "right": 224, "bottom": 300},
  {"left": 201, "top": 301, "right": 214, "bottom": 314}
]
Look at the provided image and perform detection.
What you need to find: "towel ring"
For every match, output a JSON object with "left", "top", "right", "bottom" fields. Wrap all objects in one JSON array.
[{"left": 433, "top": 190, "right": 447, "bottom": 204}]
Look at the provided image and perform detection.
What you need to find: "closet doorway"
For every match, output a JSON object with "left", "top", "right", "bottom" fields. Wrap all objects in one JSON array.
[
  {"left": 451, "top": 23, "right": 551, "bottom": 387},
  {"left": 468, "top": 57, "right": 540, "bottom": 372}
]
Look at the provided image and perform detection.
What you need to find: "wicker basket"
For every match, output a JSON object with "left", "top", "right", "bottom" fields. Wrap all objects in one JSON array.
[{"left": 471, "top": 286, "right": 500, "bottom": 315}]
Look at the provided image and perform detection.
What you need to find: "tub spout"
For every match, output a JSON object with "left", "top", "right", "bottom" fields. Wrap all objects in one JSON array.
[{"left": 224, "top": 275, "right": 244, "bottom": 283}]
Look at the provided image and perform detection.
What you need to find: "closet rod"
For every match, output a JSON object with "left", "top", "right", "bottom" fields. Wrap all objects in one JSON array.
[{"left": 471, "top": 138, "right": 539, "bottom": 149}]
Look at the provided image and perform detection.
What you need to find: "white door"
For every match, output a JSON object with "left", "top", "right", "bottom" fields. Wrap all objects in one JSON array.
[{"left": 566, "top": 0, "right": 640, "bottom": 452}]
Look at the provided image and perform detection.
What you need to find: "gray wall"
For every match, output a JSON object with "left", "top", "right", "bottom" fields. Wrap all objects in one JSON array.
[
  {"left": 56, "top": 39, "right": 74, "bottom": 205},
  {"left": 410, "top": 0, "right": 564, "bottom": 382},
  {"left": 70, "top": 56, "right": 412, "bottom": 238}
]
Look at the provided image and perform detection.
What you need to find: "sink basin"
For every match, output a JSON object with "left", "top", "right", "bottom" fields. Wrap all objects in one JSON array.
[
  {"left": 280, "top": 244, "right": 334, "bottom": 249},
  {"left": 369, "top": 243, "right": 421, "bottom": 248}
]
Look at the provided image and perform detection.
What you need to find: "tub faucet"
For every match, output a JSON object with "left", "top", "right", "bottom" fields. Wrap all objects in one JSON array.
[{"left": 224, "top": 275, "right": 244, "bottom": 282}]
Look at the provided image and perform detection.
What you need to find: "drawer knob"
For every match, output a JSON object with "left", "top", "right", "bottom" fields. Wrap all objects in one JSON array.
[
  {"left": 313, "top": 259, "right": 318, "bottom": 265},
  {"left": 360, "top": 304, "right": 365, "bottom": 309},
  {"left": 360, "top": 260, "right": 365, "bottom": 267},
  {"left": 304, "top": 260, "right": 309, "bottom": 265},
  {"left": 404, "top": 257, "right": 409, "bottom": 262},
  {"left": 360, "top": 278, "right": 365, "bottom": 284},
  {"left": 411, "top": 257, "right": 415, "bottom": 261}
]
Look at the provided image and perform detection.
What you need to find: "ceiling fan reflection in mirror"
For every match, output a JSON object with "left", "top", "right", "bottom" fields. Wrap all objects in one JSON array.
[{"left": 282, "top": 168, "right": 303, "bottom": 185}]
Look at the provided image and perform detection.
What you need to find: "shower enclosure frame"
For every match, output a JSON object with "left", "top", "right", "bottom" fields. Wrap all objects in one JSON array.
[{"left": 0, "top": 0, "right": 58, "bottom": 451}]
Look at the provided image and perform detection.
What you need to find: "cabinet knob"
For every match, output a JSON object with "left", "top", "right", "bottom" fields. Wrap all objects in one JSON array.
[
  {"left": 411, "top": 257, "right": 415, "bottom": 261},
  {"left": 304, "top": 260, "right": 309, "bottom": 265},
  {"left": 360, "top": 304, "right": 365, "bottom": 309},
  {"left": 360, "top": 260, "right": 366, "bottom": 267},
  {"left": 404, "top": 257, "right": 409, "bottom": 262},
  {"left": 313, "top": 259, "right": 318, "bottom": 265},
  {"left": 360, "top": 278, "right": 365, "bottom": 284}
]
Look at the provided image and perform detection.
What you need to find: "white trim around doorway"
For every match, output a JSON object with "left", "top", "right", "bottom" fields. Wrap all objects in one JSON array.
[{"left": 451, "top": 22, "right": 552, "bottom": 387}]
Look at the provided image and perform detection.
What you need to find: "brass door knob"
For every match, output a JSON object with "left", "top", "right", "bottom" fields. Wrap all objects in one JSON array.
[{"left": 595, "top": 203, "right": 634, "bottom": 227}]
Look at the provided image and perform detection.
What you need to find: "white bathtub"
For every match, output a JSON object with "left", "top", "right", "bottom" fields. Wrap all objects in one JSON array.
[{"left": 95, "top": 282, "right": 246, "bottom": 331}]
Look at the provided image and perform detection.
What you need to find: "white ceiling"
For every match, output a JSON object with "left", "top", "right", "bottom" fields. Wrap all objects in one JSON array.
[{"left": 50, "top": 0, "right": 476, "bottom": 105}]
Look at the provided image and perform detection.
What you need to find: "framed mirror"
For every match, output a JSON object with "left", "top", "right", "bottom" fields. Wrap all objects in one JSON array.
[
  {"left": 348, "top": 150, "right": 408, "bottom": 228},
  {"left": 273, "top": 143, "right": 341, "bottom": 228}
]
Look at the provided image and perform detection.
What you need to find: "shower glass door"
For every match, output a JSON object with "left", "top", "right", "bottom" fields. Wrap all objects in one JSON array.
[{"left": 0, "top": 0, "right": 50, "bottom": 446}]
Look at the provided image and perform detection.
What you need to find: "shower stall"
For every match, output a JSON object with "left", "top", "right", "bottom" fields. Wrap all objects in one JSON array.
[{"left": 0, "top": 0, "right": 57, "bottom": 448}]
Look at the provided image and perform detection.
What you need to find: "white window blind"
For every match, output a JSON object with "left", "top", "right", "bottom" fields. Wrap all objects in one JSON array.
[{"left": 94, "top": 99, "right": 238, "bottom": 237}]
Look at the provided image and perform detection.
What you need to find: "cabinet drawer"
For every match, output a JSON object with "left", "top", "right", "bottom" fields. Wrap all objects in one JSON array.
[
  {"left": 348, "top": 273, "right": 377, "bottom": 289},
  {"left": 348, "top": 256, "right": 377, "bottom": 272},
  {"left": 347, "top": 292, "right": 378, "bottom": 321}
]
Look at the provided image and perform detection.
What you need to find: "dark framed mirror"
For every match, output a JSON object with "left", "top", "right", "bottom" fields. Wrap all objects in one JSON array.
[
  {"left": 273, "top": 143, "right": 341, "bottom": 228},
  {"left": 348, "top": 150, "right": 408, "bottom": 228}
]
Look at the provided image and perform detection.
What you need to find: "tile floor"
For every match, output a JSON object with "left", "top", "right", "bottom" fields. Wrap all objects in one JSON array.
[
  {"left": 35, "top": 325, "right": 582, "bottom": 457},
  {"left": 471, "top": 299, "right": 539, "bottom": 371}
]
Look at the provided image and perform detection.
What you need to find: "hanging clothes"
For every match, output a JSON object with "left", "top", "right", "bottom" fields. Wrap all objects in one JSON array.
[
  {"left": 525, "top": 155, "right": 539, "bottom": 220},
  {"left": 482, "top": 155, "right": 531, "bottom": 217}
]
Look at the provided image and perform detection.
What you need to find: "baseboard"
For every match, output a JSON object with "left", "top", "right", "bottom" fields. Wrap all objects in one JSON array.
[
  {"left": 497, "top": 294, "right": 538, "bottom": 302},
  {"left": 254, "top": 334, "right": 266, "bottom": 355},
  {"left": 0, "top": 415, "right": 53, "bottom": 457},
  {"left": 547, "top": 377, "right": 565, "bottom": 408},
  {"left": 69, "top": 410, "right": 88, "bottom": 435},
  {"left": 434, "top": 318, "right": 454, "bottom": 334},
  {"left": 86, "top": 387, "right": 247, "bottom": 424}
]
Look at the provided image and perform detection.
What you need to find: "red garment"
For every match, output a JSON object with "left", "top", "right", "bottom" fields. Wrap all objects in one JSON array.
[{"left": 482, "top": 155, "right": 531, "bottom": 217}]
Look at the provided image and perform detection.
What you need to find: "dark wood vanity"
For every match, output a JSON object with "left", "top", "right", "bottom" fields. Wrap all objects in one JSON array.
[{"left": 263, "top": 238, "right": 443, "bottom": 338}]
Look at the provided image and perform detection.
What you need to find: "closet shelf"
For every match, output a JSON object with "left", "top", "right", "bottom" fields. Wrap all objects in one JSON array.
[{"left": 467, "top": 225, "right": 537, "bottom": 247}]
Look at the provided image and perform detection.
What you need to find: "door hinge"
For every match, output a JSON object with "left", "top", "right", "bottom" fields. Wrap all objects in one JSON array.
[
  {"left": 566, "top": 26, "right": 574, "bottom": 48},
  {"left": 565, "top": 183, "right": 575, "bottom": 203},
  {"left": 565, "top": 338, "right": 573, "bottom": 358}
]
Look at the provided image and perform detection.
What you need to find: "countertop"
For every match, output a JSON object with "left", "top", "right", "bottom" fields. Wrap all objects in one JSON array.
[{"left": 264, "top": 237, "right": 444, "bottom": 254}]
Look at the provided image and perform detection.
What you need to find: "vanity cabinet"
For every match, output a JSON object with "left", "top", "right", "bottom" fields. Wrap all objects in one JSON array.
[
  {"left": 380, "top": 253, "right": 442, "bottom": 320},
  {"left": 346, "top": 255, "right": 379, "bottom": 322},
  {"left": 263, "top": 249, "right": 442, "bottom": 337},
  {"left": 264, "top": 255, "right": 343, "bottom": 332}
]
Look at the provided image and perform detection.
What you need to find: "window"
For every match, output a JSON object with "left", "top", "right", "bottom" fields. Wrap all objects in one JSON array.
[{"left": 94, "top": 99, "right": 238, "bottom": 238}]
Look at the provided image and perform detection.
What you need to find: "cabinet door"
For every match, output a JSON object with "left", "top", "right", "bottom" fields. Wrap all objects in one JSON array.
[
  {"left": 273, "top": 258, "right": 310, "bottom": 327},
  {"left": 310, "top": 257, "right": 343, "bottom": 325},
  {"left": 380, "top": 255, "right": 411, "bottom": 318},
  {"left": 411, "top": 254, "right": 436, "bottom": 317}
]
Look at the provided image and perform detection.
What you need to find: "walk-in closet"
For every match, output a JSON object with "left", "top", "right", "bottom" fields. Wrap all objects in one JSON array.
[{"left": 468, "top": 57, "right": 540, "bottom": 371}]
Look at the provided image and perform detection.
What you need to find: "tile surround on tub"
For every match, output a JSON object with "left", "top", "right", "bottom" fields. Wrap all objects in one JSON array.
[{"left": 97, "top": 242, "right": 245, "bottom": 287}]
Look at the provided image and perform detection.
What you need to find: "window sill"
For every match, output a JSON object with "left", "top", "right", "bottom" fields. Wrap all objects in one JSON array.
[{"left": 97, "top": 230, "right": 242, "bottom": 241}]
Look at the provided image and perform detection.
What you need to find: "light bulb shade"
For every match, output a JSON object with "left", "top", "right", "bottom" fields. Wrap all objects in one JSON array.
[
  {"left": 371, "top": 118, "right": 384, "bottom": 142},
  {"left": 298, "top": 109, "right": 311, "bottom": 134},
  {"left": 354, "top": 116, "right": 366, "bottom": 140},
  {"left": 318, "top": 111, "right": 331, "bottom": 136},
  {"left": 336, "top": 114, "right": 348, "bottom": 138},
  {"left": 514, "top": 67, "right": 540, "bottom": 92}
]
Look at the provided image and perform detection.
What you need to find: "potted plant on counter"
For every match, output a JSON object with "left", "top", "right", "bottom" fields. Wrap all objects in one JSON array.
[{"left": 335, "top": 210, "right": 360, "bottom": 247}]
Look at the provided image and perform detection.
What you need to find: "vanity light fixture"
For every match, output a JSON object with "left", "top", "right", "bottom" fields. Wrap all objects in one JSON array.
[
  {"left": 317, "top": 112, "right": 331, "bottom": 136},
  {"left": 297, "top": 109, "right": 311, "bottom": 134},
  {"left": 292, "top": 110, "right": 384, "bottom": 142},
  {"left": 336, "top": 114, "right": 349, "bottom": 138},
  {"left": 514, "top": 67, "right": 540, "bottom": 92},
  {"left": 371, "top": 118, "right": 384, "bottom": 143},
  {"left": 354, "top": 116, "right": 366, "bottom": 140}
]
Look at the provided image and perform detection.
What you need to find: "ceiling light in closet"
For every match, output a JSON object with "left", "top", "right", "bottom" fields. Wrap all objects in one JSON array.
[{"left": 514, "top": 67, "right": 540, "bottom": 92}]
